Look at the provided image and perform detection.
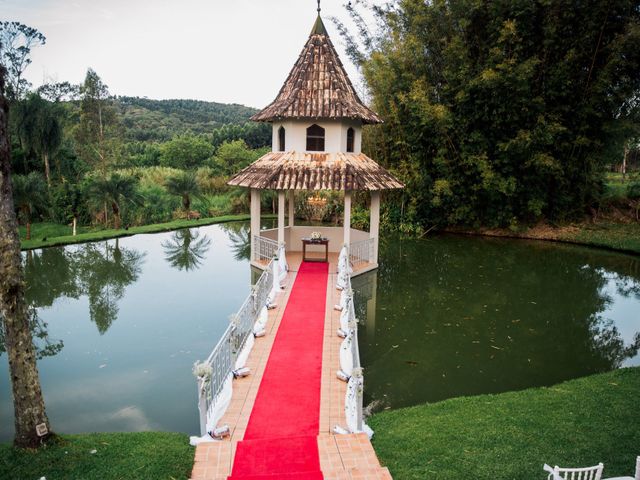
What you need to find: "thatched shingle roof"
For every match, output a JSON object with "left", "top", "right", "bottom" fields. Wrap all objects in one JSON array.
[
  {"left": 250, "top": 15, "right": 382, "bottom": 125},
  {"left": 227, "top": 151, "right": 403, "bottom": 191}
]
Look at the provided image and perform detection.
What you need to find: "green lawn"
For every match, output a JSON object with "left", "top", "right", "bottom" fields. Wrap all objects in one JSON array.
[
  {"left": 0, "top": 432, "right": 193, "bottom": 480},
  {"left": 369, "top": 368, "right": 640, "bottom": 480},
  {"left": 558, "top": 222, "right": 640, "bottom": 255},
  {"left": 19, "top": 214, "right": 259, "bottom": 250}
]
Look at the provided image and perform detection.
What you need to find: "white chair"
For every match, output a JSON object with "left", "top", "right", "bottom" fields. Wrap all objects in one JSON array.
[
  {"left": 544, "top": 463, "right": 604, "bottom": 480},
  {"left": 602, "top": 456, "right": 640, "bottom": 480}
]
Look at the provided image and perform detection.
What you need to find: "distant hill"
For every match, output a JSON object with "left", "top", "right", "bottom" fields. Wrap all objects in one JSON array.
[{"left": 116, "top": 96, "right": 264, "bottom": 142}]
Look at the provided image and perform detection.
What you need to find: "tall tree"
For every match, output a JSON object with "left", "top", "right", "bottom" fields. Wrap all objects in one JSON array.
[
  {"left": 0, "top": 54, "right": 51, "bottom": 448},
  {"left": 75, "top": 69, "right": 119, "bottom": 172},
  {"left": 13, "top": 94, "right": 62, "bottom": 184},
  {"left": 342, "top": 0, "right": 640, "bottom": 227},
  {"left": 0, "top": 22, "right": 45, "bottom": 101}
]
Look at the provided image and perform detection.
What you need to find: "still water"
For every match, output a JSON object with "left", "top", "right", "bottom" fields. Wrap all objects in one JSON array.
[
  {"left": 0, "top": 222, "right": 253, "bottom": 442},
  {"left": 1, "top": 225, "right": 639, "bottom": 440},
  {"left": 353, "top": 234, "right": 640, "bottom": 413}
]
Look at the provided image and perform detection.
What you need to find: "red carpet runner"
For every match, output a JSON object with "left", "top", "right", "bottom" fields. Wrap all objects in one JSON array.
[{"left": 228, "top": 262, "right": 328, "bottom": 480}]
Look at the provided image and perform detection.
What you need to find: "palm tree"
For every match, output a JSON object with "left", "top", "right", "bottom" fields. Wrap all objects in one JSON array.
[
  {"left": 14, "top": 93, "right": 62, "bottom": 185},
  {"left": 12, "top": 172, "right": 47, "bottom": 240},
  {"left": 165, "top": 171, "right": 201, "bottom": 218},
  {"left": 162, "top": 229, "right": 212, "bottom": 271},
  {"left": 86, "top": 173, "right": 142, "bottom": 229}
]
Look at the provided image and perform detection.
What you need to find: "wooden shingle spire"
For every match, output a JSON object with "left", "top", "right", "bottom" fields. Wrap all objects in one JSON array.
[{"left": 250, "top": 14, "right": 382, "bottom": 125}]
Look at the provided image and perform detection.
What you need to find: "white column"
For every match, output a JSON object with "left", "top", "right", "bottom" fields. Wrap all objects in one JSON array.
[
  {"left": 250, "top": 189, "right": 261, "bottom": 240},
  {"left": 278, "top": 191, "right": 285, "bottom": 246},
  {"left": 370, "top": 191, "right": 380, "bottom": 264},
  {"left": 343, "top": 191, "right": 352, "bottom": 246},
  {"left": 288, "top": 190, "right": 295, "bottom": 227}
]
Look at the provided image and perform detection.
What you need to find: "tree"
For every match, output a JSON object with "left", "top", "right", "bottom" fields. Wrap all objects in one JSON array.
[
  {"left": 0, "top": 57, "right": 51, "bottom": 448},
  {"left": 211, "top": 139, "right": 265, "bottom": 176},
  {"left": 13, "top": 94, "right": 62, "bottom": 184},
  {"left": 75, "top": 241, "right": 145, "bottom": 334},
  {"left": 342, "top": 0, "right": 640, "bottom": 228},
  {"left": 162, "top": 229, "right": 212, "bottom": 271},
  {"left": 86, "top": 173, "right": 141, "bottom": 229},
  {"left": 51, "top": 181, "right": 84, "bottom": 235},
  {"left": 11, "top": 172, "right": 46, "bottom": 240},
  {"left": 0, "top": 22, "right": 46, "bottom": 101},
  {"left": 165, "top": 170, "right": 201, "bottom": 215},
  {"left": 75, "top": 69, "right": 120, "bottom": 172},
  {"left": 160, "top": 133, "right": 213, "bottom": 170}
]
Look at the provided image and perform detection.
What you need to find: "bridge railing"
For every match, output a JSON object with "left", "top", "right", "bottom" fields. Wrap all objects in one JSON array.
[
  {"left": 349, "top": 237, "right": 374, "bottom": 267},
  {"left": 337, "top": 245, "right": 367, "bottom": 435},
  {"left": 253, "top": 235, "right": 279, "bottom": 263},
  {"left": 195, "top": 245, "right": 284, "bottom": 437}
]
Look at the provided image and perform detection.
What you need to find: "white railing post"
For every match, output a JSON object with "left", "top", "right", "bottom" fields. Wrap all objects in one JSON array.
[
  {"left": 197, "top": 379, "right": 207, "bottom": 436},
  {"left": 354, "top": 367, "right": 364, "bottom": 432}
]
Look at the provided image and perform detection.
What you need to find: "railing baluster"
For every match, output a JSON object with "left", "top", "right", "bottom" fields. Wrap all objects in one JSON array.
[{"left": 196, "top": 246, "right": 283, "bottom": 436}]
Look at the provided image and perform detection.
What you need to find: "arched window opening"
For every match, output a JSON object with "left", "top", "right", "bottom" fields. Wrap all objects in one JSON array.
[
  {"left": 278, "top": 126, "right": 286, "bottom": 151},
  {"left": 346, "top": 127, "right": 355, "bottom": 152},
  {"left": 306, "top": 124, "right": 325, "bottom": 151}
]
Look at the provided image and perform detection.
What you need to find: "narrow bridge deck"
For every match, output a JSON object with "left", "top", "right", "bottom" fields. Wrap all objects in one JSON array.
[{"left": 190, "top": 253, "right": 391, "bottom": 479}]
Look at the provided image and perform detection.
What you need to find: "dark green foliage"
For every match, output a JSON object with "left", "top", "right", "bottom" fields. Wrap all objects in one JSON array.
[
  {"left": 210, "top": 121, "right": 271, "bottom": 149},
  {"left": 49, "top": 181, "right": 85, "bottom": 224},
  {"left": 165, "top": 170, "right": 201, "bottom": 212},
  {"left": 211, "top": 139, "right": 267, "bottom": 176},
  {"left": 350, "top": 0, "right": 640, "bottom": 228},
  {"left": 628, "top": 181, "right": 640, "bottom": 200},
  {"left": 118, "top": 96, "right": 262, "bottom": 141},
  {"left": 160, "top": 133, "right": 212, "bottom": 170},
  {"left": 85, "top": 173, "right": 142, "bottom": 229},
  {"left": 0, "top": 432, "right": 194, "bottom": 480},
  {"left": 11, "top": 171, "right": 47, "bottom": 224},
  {"left": 369, "top": 367, "right": 640, "bottom": 479}
]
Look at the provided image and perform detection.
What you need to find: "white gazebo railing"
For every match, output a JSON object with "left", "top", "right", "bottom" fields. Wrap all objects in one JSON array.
[
  {"left": 349, "top": 237, "right": 374, "bottom": 267},
  {"left": 194, "top": 245, "right": 285, "bottom": 439},
  {"left": 253, "top": 235, "right": 279, "bottom": 262},
  {"left": 335, "top": 245, "right": 371, "bottom": 438}
]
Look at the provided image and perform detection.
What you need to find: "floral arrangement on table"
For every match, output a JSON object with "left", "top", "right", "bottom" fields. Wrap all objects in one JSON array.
[{"left": 310, "top": 231, "right": 324, "bottom": 242}]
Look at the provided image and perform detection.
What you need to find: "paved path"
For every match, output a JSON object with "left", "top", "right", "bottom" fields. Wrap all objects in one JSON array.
[{"left": 190, "top": 253, "right": 391, "bottom": 480}]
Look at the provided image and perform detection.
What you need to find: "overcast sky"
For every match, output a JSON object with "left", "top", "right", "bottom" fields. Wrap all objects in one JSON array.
[{"left": 1, "top": 0, "right": 371, "bottom": 109}]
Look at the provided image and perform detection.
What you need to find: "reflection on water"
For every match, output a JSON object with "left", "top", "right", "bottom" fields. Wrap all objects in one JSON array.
[
  {"left": 354, "top": 234, "right": 640, "bottom": 413},
  {"left": 0, "top": 223, "right": 254, "bottom": 442},
  {"left": 1, "top": 226, "right": 639, "bottom": 441},
  {"left": 219, "top": 222, "right": 251, "bottom": 261},
  {"left": 162, "top": 229, "right": 212, "bottom": 272}
]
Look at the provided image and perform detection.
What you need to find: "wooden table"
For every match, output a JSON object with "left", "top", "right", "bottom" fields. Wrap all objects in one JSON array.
[{"left": 302, "top": 238, "right": 329, "bottom": 263}]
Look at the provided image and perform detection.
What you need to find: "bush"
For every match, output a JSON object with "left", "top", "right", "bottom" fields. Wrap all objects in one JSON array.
[
  {"left": 627, "top": 182, "right": 640, "bottom": 200},
  {"left": 134, "top": 184, "right": 179, "bottom": 224}
]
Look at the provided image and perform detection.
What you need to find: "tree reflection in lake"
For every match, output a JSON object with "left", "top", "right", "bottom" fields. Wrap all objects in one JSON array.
[
  {"left": 356, "top": 234, "right": 640, "bottom": 412},
  {"left": 2, "top": 241, "right": 144, "bottom": 357},
  {"left": 75, "top": 240, "right": 145, "bottom": 334},
  {"left": 219, "top": 222, "right": 251, "bottom": 261},
  {"left": 0, "top": 307, "right": 64, "bottom": 359},
  {"left": 162, "top": 229, "right": 212, "bottom": 271}
]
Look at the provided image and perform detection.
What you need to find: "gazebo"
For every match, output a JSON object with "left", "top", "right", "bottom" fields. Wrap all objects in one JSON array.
[{"left": 228, "top": 10, "right": 402, "bottom": 274}]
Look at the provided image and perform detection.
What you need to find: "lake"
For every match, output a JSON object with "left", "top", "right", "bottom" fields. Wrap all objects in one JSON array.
[{"left": 1, "top": 224, "right": 639, "bottom": 440}]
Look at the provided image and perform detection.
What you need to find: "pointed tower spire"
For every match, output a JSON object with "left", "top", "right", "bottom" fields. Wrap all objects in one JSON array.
[{"left": 251, "top": 10, "right": 382, "bottom": 124}]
